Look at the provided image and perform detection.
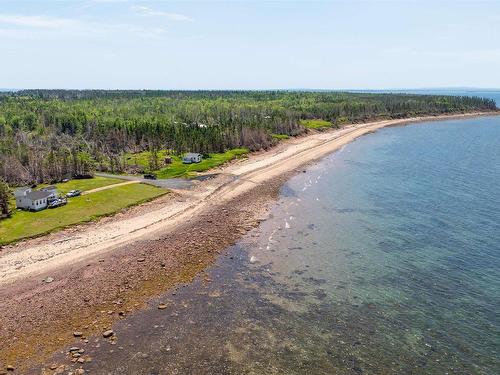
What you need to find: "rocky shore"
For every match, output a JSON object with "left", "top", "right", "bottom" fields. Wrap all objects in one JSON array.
[
  {"left": 1, "top": 112, "right": 498, "bottom": 373},
  {"left": 0, "top": 172, "right": 288, "bottom": 372}
]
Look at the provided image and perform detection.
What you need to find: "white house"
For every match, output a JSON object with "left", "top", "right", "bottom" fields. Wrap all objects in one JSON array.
[
  {"left": 182, "top": 153, "right": 202, "bottom": 164},
  {"left": 14, "top": 187, "right": 57, "bottom": 211}
]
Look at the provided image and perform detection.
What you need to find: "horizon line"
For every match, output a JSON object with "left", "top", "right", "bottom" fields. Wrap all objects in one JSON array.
[{"left": 2, "top": 87, "right": 500, "bottom": 92}]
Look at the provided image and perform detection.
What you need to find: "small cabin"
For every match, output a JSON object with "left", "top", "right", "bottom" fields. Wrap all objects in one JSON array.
[
  {"left": 164, "top": 156, "right": 172, "bottom": 165},
  {"left": 182, "top": 153, "right": 202, "bottom": 164},
  {"left": 14, "top": 187, "right": 57, "bottom": 211}
]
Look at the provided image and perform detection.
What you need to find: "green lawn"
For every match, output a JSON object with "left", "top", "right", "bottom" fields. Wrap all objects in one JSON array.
[
  {"left": 40, "top": 176, "right": 123, "bottom": 195},
  {"left": 125, "top": 148, "right": 249, "bottom": 179},
  {"left": 0, "top": 183, "right": 167, "bottom": 245},
  {"left": 124, "top": 150, "right": 170, "bottom": 170},
  {"left": 299, "top": 119, "right": 334, "bottom": 129}
]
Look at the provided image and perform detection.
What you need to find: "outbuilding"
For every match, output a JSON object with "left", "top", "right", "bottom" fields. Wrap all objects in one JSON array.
[{"left": 182, "top": 153, "right": 202, "bottom": 164}]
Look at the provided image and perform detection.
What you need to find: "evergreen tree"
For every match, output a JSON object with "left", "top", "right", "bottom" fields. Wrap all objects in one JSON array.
[{"left": 0, "top": 180, "right": 11, "bottom": 217}]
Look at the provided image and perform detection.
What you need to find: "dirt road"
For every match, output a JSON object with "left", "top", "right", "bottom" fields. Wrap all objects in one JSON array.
[{"left": 81, "top": 180, "right": 140, "bottom": 195}]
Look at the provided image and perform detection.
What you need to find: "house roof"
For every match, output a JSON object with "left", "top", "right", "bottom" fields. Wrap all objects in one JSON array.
[
  {"left": 14, "top": 187, "right": 31, "bottom": 197},
  {"left": 184, "top": 153, "right": 202, "bottom": 158},
  {"left": 26, "top": 190, "right": 52, "bottom": 201},
  {"left": 41, "top": 185, "right": 57, "bottom": 191}
]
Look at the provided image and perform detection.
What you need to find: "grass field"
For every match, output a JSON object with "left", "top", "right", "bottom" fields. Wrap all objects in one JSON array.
[
  {"left": 0, "top": 183, "right": 167, "bottom": 245},
  {"left": 300, "top": 119, "right": 334, "bottom": 129},
  {"left": 40, "top": 176, "right": 123, "bottom": 194},
  {"left": 125, "top": 150, "right": 170, "bottom": 171},
  {"left": 125, "top": 148, "right": 249, "bottom": 178}
]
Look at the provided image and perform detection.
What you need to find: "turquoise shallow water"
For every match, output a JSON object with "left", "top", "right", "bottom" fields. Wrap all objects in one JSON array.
[
  {"left": 46, "top": 116, "right": 500, "bottom": 374},
  {"left": 239, "top": 115, "right": 500, "bottom": 374}
]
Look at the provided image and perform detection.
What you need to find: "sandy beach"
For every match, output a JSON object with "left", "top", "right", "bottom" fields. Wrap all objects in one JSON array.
[{"left": 0, "top": 112, "right": 497, "bottom": 371}]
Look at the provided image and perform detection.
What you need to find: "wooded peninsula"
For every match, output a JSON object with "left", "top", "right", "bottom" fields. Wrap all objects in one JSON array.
[{"left": 0, "top": 90, "right": 496, "bottom": 188}]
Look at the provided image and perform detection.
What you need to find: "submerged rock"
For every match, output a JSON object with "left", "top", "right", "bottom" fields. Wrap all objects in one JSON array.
[{"left": 102, "top": 330, "right": 114, "bottom": 338}]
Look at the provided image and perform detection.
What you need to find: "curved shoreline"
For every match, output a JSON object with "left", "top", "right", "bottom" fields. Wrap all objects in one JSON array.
[
  {"left": 1, "top": 111, "right": 497, "bottom": 287},
  {"left": 0, "top": 111, "right": 498, "bottom": 371}
]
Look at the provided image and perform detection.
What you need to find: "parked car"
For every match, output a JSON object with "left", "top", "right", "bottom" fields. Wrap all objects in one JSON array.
[
  {"left": 48, "top": 197, "right": 67, "bottom": 208},
  {"left": 144, "top": 173, "right": 157, "bottom": 180},
  {"left": 66, "top": 190, "right": 81, "bottom": 197}
]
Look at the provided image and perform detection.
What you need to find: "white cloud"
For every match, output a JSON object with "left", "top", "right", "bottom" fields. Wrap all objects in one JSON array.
[
  {"left": 130, "top": 5, "right": 193, "bottom": 22},
  {"left": 0, "top": 12, "right": 170, "bottom": 41},
  {"left": 0, "top": 14, "right": 78, "bottom": 29}
]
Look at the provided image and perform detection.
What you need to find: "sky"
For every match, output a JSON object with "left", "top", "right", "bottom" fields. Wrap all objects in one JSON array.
[{"left": 0, "top": 0, "right": 499, "bottom": 90}]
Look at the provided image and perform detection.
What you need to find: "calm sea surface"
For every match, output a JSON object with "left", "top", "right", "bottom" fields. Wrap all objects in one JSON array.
[{"left": 62, "top": 116, "right": 500, "bottom": 374}]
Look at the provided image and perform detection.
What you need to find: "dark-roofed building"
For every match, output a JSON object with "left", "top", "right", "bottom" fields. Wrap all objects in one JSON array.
[{"left": 14, "top": 187, "right": 58, "bottom": 211}]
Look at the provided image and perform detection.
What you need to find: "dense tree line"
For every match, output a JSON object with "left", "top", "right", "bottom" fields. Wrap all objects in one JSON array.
[
  {"left": 0, "top": 90, "right": 496, "bottom": 187},
  {"left": 0, "top": 180, "right": 10, "bottom": 218}
]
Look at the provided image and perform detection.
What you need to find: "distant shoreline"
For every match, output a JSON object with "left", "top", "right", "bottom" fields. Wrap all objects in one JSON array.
[{"left": 1, "top": 110, "right": 499, "bottom": 371}]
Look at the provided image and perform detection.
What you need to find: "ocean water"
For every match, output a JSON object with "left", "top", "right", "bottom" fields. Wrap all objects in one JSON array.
[{"left": 57, "top": 116, "right": 500, "bottom": 374}]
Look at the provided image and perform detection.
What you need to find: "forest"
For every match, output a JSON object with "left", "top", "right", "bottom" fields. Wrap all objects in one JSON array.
[{"left": 0, "top": 90, "right": 496, "bottom": 190}]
